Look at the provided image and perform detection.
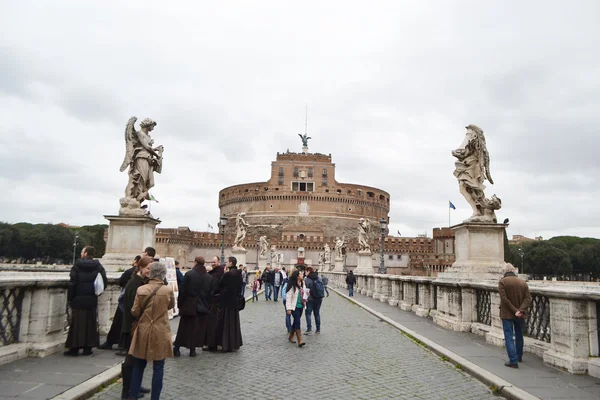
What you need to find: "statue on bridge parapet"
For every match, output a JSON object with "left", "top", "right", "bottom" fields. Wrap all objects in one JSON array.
[
  {"left": 259, "top": 236, "right": 269, "bottom": 258},
  {"left": 119, "top": 117, "right": 164, "bottom": 216},
  {"left": 324, "top": 243, "right": 331, "bottom": 265},
  {"left": 358, "top": 218, "right": 371, "bottom": 252},
  {"left": 334, "top": 236, "right": 345, "bottom": 259},
  {"left": 451, "top": 124, "right": 501, "bottom": 223},
  {"left": 234, "top": 212, "right": 249, "bottom": 249}
]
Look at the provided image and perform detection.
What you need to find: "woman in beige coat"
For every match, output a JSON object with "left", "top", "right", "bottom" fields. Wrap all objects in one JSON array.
[{"left": 128, "top": 262, "right": 174, "bottom": 400}]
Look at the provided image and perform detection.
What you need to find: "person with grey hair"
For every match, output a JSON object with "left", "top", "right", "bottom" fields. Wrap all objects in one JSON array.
[
  {"left": 128, "top": 262, "right": 175, "bottom": 399},
  {"left": 499, "top": 263, "right": 532, "bottom": 369}
]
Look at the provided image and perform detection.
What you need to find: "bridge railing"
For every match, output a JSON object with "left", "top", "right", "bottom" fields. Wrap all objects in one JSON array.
[{"left": 322, "top": 271, "right": 600, "bottom": 378}]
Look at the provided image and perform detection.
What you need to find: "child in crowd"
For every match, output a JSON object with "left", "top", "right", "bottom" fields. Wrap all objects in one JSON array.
[{"left": 252, "top": 278, "right": 260, "bottom": 301}]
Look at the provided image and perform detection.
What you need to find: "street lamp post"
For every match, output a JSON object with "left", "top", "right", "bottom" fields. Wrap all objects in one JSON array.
[
  {"left": 72, "top": 234, "right": 79, "bottom": 265},
  {"left": 519, "top": 246, "right": 525, "bottom": 274},
  {"left": 219, "top": 215, "right": 228, "bottom": 268},
  {"left": 342, "top": 239, "right": 347, "bottom": 272},
  {"left": 378, "top": 218, "right": 387, "bottom": 274}
]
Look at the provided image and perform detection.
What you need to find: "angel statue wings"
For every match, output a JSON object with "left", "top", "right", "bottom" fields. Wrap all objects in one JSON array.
[
  {"left": 119, "top": 117, "right": 164, "bottom": 214},
  {"left": 298, "top": 133, "right": 311, "bottom": 147},
  {"left": 358, "top": 218, "right": 371, "bottom": 252},
  {"left": 451, "top": 125, "right": 501, "bottom": 222}
]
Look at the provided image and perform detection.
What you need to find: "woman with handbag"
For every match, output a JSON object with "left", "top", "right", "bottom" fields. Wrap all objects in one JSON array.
[
  {"left": 173, "top": 256, "right": 212, "bottom": 357},
  {"left": 120, "top": 256, "right": 153, "bottom": 399},
  {"left": 285, "top": 270, "right": 307, "bottom": 347},
  {"left": 128, "top": 262, "right": 175, "bottom": 400},
  {"left": 64, "top": 246, "right": 108, "bottom": 356}
]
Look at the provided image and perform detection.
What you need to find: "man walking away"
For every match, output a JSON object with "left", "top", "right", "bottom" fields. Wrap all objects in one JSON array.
[
  {"left": 304, "top": 267, "right": 325, "bottom": 334},
  {"left": 499, "top": 263, "right": 532, "bottom": 368},
  {"left": 346, "top": 271, "right": 356, "bottom": 297},
  {"left": 322, "top": 275, "right": 329, "bottom": 297},
  {"left": 273, "top": 267, "right": 283, "bottom": 301}
]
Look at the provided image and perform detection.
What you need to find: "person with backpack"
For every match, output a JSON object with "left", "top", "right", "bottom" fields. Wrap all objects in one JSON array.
[{"left": 303, "top": 266, "right": 325, "bottom": 334}]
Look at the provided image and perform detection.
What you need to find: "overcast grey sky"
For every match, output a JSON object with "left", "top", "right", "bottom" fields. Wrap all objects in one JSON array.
[{"left": 1, "top": 1, "right": 599, "bottom": 239}]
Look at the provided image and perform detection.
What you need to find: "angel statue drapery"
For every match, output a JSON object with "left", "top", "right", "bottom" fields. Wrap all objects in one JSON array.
[
  {"left": 451, "top": 125, "right": 501, "bottom": 223},
  {"left": 119, "top": 117, "right": 164, "bottom": 216},
  {"left": 358, "top": 218, "right": 371, "bottom": 252}
]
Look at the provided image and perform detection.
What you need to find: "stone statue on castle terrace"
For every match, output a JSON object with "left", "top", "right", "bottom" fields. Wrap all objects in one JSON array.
[
  {"left": 270, "top": 245, "right": 277, "bottom": 264},
  {"left": 119, "top": 117, "right": 164, "bottom": 216},
  {"left": 451, "top": 124, "right": 501, "bottom": 223},
  {"left": 334, "top": 237, "right": 345, "bottom": 259},
  {"left": 358, "top": 218, "right": 371, "bottom": 252},
  {"left": 324, "top": 243, "right": 331, "bottom": 264},
  {"left": 234, "top": 212, "right": 250, "bottom": 249},
  {"left": 259, "top": 236, "right": 269, "bottom": 258}
]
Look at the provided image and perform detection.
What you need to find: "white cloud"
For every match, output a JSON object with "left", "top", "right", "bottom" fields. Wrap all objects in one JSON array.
[{"left": 0, "top": 1, "right": 599, "bottom": 239}]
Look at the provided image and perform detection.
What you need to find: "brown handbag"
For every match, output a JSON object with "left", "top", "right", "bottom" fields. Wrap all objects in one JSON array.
[{"left": 131, "top": 285, "right": 162, "bottom": 334}]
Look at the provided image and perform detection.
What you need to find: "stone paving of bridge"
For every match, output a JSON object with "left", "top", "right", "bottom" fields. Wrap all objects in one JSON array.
[{"left": 92, "top": 292, "right": 500, "bottom": 400}]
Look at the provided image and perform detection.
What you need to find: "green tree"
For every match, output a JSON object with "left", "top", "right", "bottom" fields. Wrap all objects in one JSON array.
[{"left": 527, "top": 244, "right": 572, "bottom": 276}]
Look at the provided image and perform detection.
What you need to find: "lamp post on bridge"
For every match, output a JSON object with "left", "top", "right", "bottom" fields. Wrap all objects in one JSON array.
[
  {"left": 72, "top": 234, "right": 79, "bottom": 265},
  {"left": 219, "top": 215, "right": 228, "bottom": 268},
  {"left": 378, "top": 218, "right": 387, "bottom": 274}
]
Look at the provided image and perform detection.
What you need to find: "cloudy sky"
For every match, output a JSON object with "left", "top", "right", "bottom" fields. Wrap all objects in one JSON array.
[{"left": 1, "top": 1, "right": 599, "bottom": 240}]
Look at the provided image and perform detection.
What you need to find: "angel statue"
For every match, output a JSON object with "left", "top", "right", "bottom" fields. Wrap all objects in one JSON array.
[
  {"left": 259, "top": 236, "right": 269, "bottom": 258},
  {"left": 358, "top": 218, "right": 371, "bottom": 252},
  {"left": 323, "top": 243, "right": 331, "bottom": 265},
  {"left": 298, "top": 133, "right": 311, "bottom": 147},
  {"left": 451, "top": 125, "right": 501, "bottom": 222},
  {"left": 334, "top": 236, "right": 345, "bottom": 259},
  {"left": 119, "top": 117, "right": 164, "bottom": 215},
  {"left": 234, "top": 212, "right": 250, "bottom": 249}
]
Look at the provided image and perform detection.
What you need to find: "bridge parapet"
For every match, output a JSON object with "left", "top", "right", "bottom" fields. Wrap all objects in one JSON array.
[{"left": 322, "top": 271, "right": 600, "bottom": 379}]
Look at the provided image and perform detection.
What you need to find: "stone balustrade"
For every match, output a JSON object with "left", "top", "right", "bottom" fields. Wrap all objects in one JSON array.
[
  {"left": 0, "top": 270, "right": 258, "bottom": 366},
  {"left": 322, "top": 271, "right": 600, "bottom": 379}
]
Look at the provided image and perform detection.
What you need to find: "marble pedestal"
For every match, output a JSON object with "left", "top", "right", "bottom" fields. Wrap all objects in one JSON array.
[
  {"left": 101, "top": 215, "right": 160, "bottom": 271},
  {"left": 353, "top": 251, "right": 374, "bottom": 274},
  {"left": 232, "top": 247, "right": 248, "bottom": 267},
  {"left": 436, "top": 222, "right": 508, "bottom": 283},
  {"left": 333, "top": 257, "right": 344, "bottom": 272},
  {"left": 258, "top": 256, "right": 268, "bottom": 269}
]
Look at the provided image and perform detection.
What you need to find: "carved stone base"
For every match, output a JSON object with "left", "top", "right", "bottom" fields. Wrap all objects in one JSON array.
[
  {"left": 232, "top": 248, "right": 248, "bottom": 268},
  {"left": 432, "top": 311, "right": 472, "bottom": 332},
  {"left": 544, "top": 349, "right": 589, "bottom": 374},
  {"left": 436, "top": 222, "right": 508, "bottom": 282},
  {"left": 354, "top": 251, "right": 374, "bottom": 274},
  {"left": 102, "top": 215, "right": 161, "bottom": 271},
  {"left": 388, "top": 298, "right": 399, "bottom": 307},
  {"left": 258, "top": 256, "right": 268, "bottom": 269},
  {"left": 332, "top": 258, "right": 344, "bottom": 272}
]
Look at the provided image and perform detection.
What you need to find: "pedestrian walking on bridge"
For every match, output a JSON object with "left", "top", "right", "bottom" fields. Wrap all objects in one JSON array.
[
  {"left": 499, "top": 263, "right": 532, "bottom": 369},
  {"left": 285, "top": 270, "right": 307, "bottom": 347}
]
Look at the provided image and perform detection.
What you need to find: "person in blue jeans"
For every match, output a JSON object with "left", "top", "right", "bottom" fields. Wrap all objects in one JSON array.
[
  {"left": 281, "top": 277, "right": 292, "bottom": 333},
  {"left": 498, "top": 263, "right": 532, "bottom": 368},
  {"left": 345, "top": 271, "right": 356, "bottom": 297},
  {"left": 263, "top": 265, "right": 273, "bottom": 300},
  {"left": 303, "top": 267, "right": 324, "bottom": 334},
  {"left": 128, "top": 262, "right": 175, "bottom": 399}
]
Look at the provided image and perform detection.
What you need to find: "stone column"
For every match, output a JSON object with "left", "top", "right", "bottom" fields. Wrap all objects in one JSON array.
[
  {"left": 258, "top": 255, "right": 268, "bottom": 270},
  {"left": 413, "top": 281, "right": 431, "bottom": 317},
  {"left": 101, "top": 215, "right": 161, "bottom": 271},
  {"left": 360, "top": 275, "right": 368, "bottom": 295},
  {"left": 333, "top": 257, "right": 344, "bottom": 272},
  {"left": 232, "top": 248, "right": 248, "bottom": 268},
  {"left": 400, "top": 280, "right": 415, "bottom": 311},
  {"left": 366, "top": 275, "right": 374, "bottom": 297},
  {"left": 388, "top": 277, "right": 400, "bottom": 306},
  {"left": 372, "top": 275, "right": 381, "bottom": 300},
  {"left": 379, "top": 275, "right": 390, "bottom": 303},
  {"left": 543, "top": 298, "right": 596, "bottom": 374},
  {"left": 354, "top": 250, "right": 374, "bottom": 274}
]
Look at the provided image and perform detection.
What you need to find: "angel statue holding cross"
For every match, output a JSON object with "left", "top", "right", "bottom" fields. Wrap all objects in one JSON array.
[{"left": 119, "top": 117, "right": 164, "bottom": 216}]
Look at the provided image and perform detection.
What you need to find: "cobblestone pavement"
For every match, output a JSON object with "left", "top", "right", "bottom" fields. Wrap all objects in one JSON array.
[{"left": 92, "top": 293, "right": 501, "bottom": 400}]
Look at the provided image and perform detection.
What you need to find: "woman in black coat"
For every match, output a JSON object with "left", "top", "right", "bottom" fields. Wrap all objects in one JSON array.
[
  {"left": 215, "top": 256, "right": 243, "bottom": 352},
  {"left": 65, "top": 246, "right": 108, "bottom": 356},
  {"left": 173, "top": 256, "right": 212, "bottom": 357}
]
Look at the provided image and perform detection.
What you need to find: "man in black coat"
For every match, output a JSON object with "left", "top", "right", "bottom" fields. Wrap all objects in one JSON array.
[
  {"left": 215, "top": 256, "right": 243, "bottom": 352},
  {"left": 65, "top": 246, "right": 108, "bottom": 356},
  {"left": 203, "top": 256, "right": 225, "bottom": 351}
]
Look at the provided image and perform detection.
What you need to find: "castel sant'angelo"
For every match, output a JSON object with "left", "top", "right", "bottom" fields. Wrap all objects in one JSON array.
[{"left": 155, "top": 138, "right": 455, "bottom": 276}]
